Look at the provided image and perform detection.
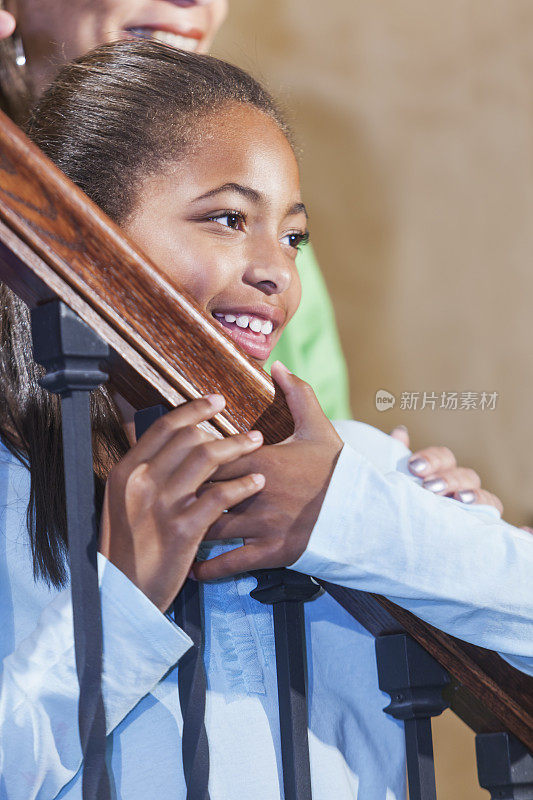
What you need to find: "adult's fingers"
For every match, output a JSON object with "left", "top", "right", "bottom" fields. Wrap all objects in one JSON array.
[
  {"left": 390, "top": 426, "right": 410, "bottom": 448},
  {"left": 193, "top": 542, "right": 269, "bottom": 581},
  {"left": 172, "top": 473, "right": 265, "bottom": 540},
  {"left": 202, "top": 500, "right": 258, "bottom": 540},
  {"left": 0, "top": 11, "right": 16, "bottom": 39},
  {"left": 270, "top": 361, "right": 329, "bottom": 439},
  {"left": 408, "top": 446, "right": 457, "bottom": 478},
  {"left": 452, "top": 488, "right": 503, "bottom": 515},
  {"left": 422, "top": 466, "right": 481, "bottom": 495}
]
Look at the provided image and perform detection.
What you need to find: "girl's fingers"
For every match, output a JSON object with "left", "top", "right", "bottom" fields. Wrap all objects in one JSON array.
[
  {"left": 0, "top": 11, "right": 16, "bottom": 39},
  {"left": 408, "top": 446, "right": 457, "bottom": 478},
  {"left": 193, "top": 541, "right": 268, "bottom": 582},
  {"left": 164, "top": 431, "right": 264, "bottom": 498},
  {"left": 422, "top": 466, "right": 481, "bottom": 495},
  {"left": 178, "top": 473, "right": 265, "bottom": 536},
  {"left": 144, "top": 423, "right": 214, "bottom": 483},
  {"left": 452, "top": 488, "right": 503, "bottom": 515},
  {"left": 133, "top": 395, "right": 225, "bottom": 460}
]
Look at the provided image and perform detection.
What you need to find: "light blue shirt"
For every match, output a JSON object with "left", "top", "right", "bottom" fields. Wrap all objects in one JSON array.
[{"left": 0, "top": 422, "right": 531, "bottom": 799}]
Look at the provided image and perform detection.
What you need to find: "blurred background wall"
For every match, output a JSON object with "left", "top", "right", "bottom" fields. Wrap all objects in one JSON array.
[{"left": 214, "top": 2, "right": 533, "bottom": 797}]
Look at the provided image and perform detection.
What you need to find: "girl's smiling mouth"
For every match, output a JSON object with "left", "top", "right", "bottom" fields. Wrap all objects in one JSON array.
[{"left": 211, "top": 305, "right": 285, "bottom": 362}]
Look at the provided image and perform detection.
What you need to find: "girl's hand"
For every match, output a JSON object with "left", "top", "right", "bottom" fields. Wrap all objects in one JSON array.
[
  {"left": 193, "top": 363, "right": 344, "bottom": 582},
  {"left": 99, "top": 394, "right": 265, "bottom": 612},
  {"left": 390, "top": 427, "right": 504, "bottom": 514},
  {"left": 0, "top": 11, "right": 16, "bottom": 39}
]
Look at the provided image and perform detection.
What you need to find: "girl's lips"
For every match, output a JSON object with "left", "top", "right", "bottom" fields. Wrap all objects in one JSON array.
[{"left": 212, "top": 315, "right": 275, "bottom": 361}]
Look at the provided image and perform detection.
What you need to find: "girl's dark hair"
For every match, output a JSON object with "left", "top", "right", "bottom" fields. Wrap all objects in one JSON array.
[{"left": 0, "top": 39, "right": 290, "bottom": 586}]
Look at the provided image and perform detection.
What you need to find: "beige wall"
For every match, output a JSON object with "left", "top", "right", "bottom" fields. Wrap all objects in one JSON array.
[
  {"left": 214, "top": 0, "right": 533, "bottom": 529},
  {"left": 214, "top": 2, "right": 533, "bottom": 797}
]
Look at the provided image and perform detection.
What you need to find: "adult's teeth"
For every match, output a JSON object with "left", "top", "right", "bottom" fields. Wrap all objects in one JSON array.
[
  {"left": 249, "top": 318, "right": 263, "bottom": 333},
  {"left": 224, "top": 314, "right": 236, "bottom": 323},
  {"left": 236, "top": 316, "right": 250, "bottom": 328},
  {"left": 261, "top": 320, "right": 273, "bottom": 335},
  {"left": 127, "top": 28, "right": 199, "bottom": 52}
]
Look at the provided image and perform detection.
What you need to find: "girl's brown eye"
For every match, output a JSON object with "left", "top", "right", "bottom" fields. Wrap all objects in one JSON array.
[
  {"left": 281, "top": 231, "right": 310, "bottom": 249},
  {"left": 225, "top": 214, "right": 241, "bottom": 229},
  {"left": 210, "top": 212, "right": 243, "bottom": 229}
]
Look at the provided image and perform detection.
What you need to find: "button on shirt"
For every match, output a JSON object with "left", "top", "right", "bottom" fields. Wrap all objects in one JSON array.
[{"left": 0, "top": 422, "right": 532, "bottom": 799}]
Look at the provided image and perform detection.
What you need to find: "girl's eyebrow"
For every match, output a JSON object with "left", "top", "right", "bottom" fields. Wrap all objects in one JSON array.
[
  {"left": 288, "top": 202, "right": 308, "bottom": 220},
  {"left": 192, "top": 183, "right": 308, "bottom": 219},
  {"left": 193, "top": 182, "right": 261, "bottom": 203}
]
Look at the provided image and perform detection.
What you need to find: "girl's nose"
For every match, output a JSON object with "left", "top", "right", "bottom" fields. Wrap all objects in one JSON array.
[{"left": 243, "top": 250, "right": 293, "bottom": 297}]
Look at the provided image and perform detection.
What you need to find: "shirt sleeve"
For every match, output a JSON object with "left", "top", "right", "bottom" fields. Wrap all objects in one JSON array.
[
  {"left": 290, "top": 440, "right": 533, "bottom": 676},
  {"left": 0, "top": 553, "right": 192, "bottom": 800}
]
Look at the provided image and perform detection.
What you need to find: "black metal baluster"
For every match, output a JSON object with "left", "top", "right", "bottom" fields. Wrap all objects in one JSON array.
[
  {"left": 375, "top": 633, "right": 450, "bottom": 800},
  {"left": 134, "top": 405, "right": 211, "bottom": 800},
  {"left": 251, "top": 568, "right": 321, "bottom": 800},
  {"left": 31, "top": 300, "right": 111, "bottom": 800},
  {"left": 476, "top": 732, "right": 533, "bottom": 800}
]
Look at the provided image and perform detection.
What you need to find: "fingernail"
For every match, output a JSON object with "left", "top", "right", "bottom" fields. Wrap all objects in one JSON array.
[
  {"left": 247, "top": 430, "right": 263, "bottom": 443},
  {"left": 391, "top": 425, "right": 408, "bottom": 434},
  {"left": 251, "top": 473, "right": 265, "bottom": 487},
  {"left": 273, "top": 360, "right": 292, "bottom": 375},
  {"left": 423, "top": 477, "right": 447, "bottom": 493},
  {"left": 205, "top": 393, "right": 225, "bottom": 409},
  {"left": 408, "top": 457, "right": 429, "bottom": 475},
  {"left": 457, "top": 490, "right": 476, "bottom": 504}
]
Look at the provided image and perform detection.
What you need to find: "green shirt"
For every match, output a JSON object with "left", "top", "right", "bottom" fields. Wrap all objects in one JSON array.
[{"left": 266, "top": 244, "right": 351, "bottom": 420}]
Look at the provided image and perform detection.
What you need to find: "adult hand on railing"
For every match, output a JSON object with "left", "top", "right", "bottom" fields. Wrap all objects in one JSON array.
[
  {"left": 98, "top": 394, "right": 265, "bottom": 612},
  {"left": 0, "top": 10, "right": 16, "bottom": 39},
  {"left": 194, "top": 362, "right": 506, "bottom": 581},
  {"left": 390, "top": 426, "right": 504, "bottom": 513},
  {"left": 194, "top": 362, "right": 345, "bottom": 580}
]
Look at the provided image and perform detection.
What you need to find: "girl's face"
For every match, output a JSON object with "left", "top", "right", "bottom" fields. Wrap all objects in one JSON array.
[
  {"left": 15, "top": 0, "right": 228, "bottom": 93},
  {"left": 123, "top": 104, "right": 306, "bottom": 366}
]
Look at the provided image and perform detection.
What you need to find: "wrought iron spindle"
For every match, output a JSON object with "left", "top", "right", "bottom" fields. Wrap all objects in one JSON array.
[
  {"left": 31, "top": 300, "right": 111, "bottom": 800},
  {"left": 476, "top": 732, "right": 533, "bottom": 800},
  {"left": 251, "top": 568, "right": 321, "bottom": 800},
  {"left": 134, "top": 405, "right": 211, "bottom": 800},
  {"left": 375, "top": 633, "right": 450, "bottom": 800}
]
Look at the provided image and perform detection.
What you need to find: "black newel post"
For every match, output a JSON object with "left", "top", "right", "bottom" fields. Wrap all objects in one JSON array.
[
  {"left": 375, "top": 633, "right": 450, "bottom": 800},
  {"left": 134, "top": 404, "right": 211, "bottom": 800},
  {"left": 476, "top": 732, "right": 533, "bottom": 800},
  {"left": 31, "top": 300, "right": 111, "bottom": 800},
  {"left": 251, "top": 568, "right": 321, "bottom": 800}
]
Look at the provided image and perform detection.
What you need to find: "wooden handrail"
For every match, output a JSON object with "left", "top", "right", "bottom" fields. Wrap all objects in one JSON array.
[{"left": 0, "top": 109, "right": 531, "bottom": 749}]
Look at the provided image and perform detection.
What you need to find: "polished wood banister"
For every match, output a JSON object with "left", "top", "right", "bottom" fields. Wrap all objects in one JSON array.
[{"left": 0, "top": 108, "right": 531, "bottom": 750}]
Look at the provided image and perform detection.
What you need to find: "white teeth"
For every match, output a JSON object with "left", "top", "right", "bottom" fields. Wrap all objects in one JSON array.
[
  {"left": 128, "top": 28, "right": 199, "bottom": 52},
  {"left": 215, "top": 312, "right": 275, "bottom": 334}
]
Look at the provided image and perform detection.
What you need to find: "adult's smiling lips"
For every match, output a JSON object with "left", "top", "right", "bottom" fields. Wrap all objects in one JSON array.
[
  {"left": 211, "top": 306, "right": 285, "bottom": 362},
  {"left": 124, "top": 24, "right": 204, "bottom": 52}
]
